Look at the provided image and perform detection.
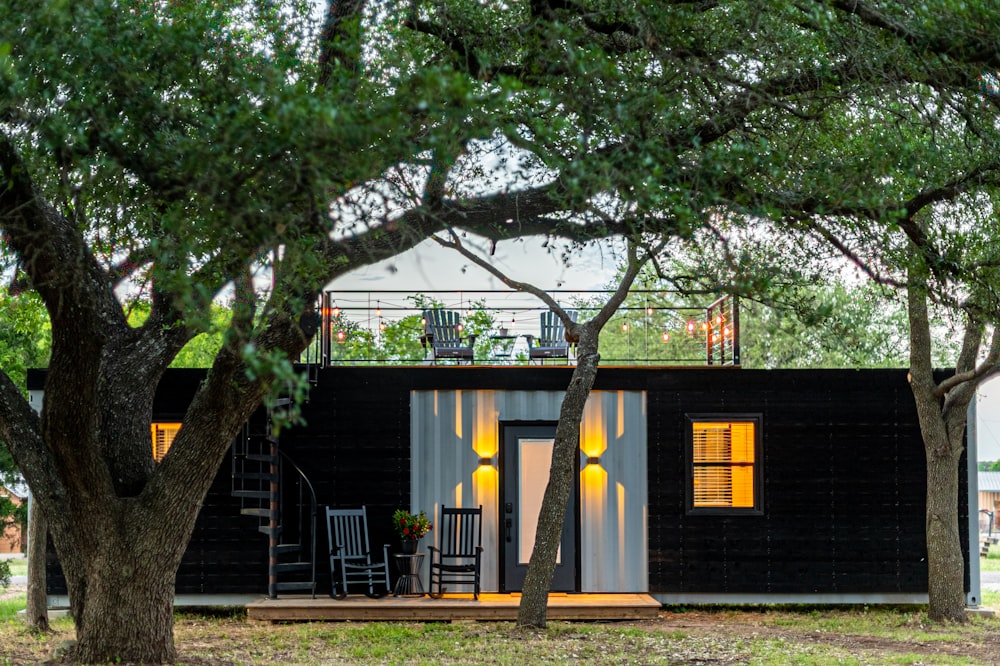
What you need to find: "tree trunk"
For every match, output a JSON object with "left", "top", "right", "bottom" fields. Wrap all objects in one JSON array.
[
  {"left": 924, "top": 435, "right": 966, "bottom": 622},
  {"left": 26, "top": 498, "right": 49, "bottom": 632},
  {"left": 906, "top": 268, "right": 973, "bottom": 623},
  {"left": 517, "top": 332, "right": 599, "bottom": 628},
  {"left": 60, "top": 523, "right": 183, "bottom": 663}
]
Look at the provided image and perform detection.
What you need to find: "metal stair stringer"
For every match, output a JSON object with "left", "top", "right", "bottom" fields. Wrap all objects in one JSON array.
[{"left": 232, "top": 413, "right": 318, "bottom": 599}]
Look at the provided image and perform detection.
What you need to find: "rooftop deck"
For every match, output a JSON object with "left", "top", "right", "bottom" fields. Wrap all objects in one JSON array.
[{"left": 304, "top": 289, "right": 739, "bottom": 367}]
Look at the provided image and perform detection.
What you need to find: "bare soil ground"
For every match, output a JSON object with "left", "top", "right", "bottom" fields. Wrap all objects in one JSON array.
[{"left": 3, "top": 583, "right": 999, "bottom": 665}]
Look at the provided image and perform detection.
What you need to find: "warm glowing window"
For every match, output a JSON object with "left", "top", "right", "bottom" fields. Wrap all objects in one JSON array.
[
  {"left": 151, "top": 423, "right": 181, "bottom": 462},
  {"left": 688, "top": 415, "right": 761, "bottom": 513}
]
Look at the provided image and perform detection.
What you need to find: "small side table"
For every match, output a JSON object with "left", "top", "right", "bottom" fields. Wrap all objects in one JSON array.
[{"left": 393, "top": 553, "right": 426, "bottom": 596}]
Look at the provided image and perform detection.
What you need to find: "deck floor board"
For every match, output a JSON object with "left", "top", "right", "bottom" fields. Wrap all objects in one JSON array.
[{"left": 247, "top": 593, "right": 661, "bottom": 622}]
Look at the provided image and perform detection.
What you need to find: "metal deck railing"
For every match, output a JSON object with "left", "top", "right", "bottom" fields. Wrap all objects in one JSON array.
[{"left": 300, "top": 289, "right": 739, "bottom": 367}]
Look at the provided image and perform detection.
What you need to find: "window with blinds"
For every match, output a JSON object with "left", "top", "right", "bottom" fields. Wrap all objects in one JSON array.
[
  {"left": 151, "top": 422, "right": 181, "bottom": 462},
  {"left": 688, "top": 416, "right": 761, "bottom": 513}
]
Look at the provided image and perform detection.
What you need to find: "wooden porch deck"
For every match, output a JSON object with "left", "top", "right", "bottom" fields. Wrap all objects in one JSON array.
[{"left": 247, "top": 593, "right": 661, "bottom": 622}]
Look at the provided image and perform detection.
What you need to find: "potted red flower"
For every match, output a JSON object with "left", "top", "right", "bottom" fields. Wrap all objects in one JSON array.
[{"left": 392, "top": 509, "right": 432, "bottom": 553}]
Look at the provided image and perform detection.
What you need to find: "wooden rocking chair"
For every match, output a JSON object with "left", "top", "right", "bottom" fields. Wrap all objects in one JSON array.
[
  {"left": 428, "top": 505, "right": 483, "bottom": 599},
  {"left": 527, "top": 310, "right": 577, "bottom": 363},
  {"left": 325, "top": 506, "right": 391, "bottom": 598},
  {"left": 421, "top": 309, "right": 477, "bottom": 364}
]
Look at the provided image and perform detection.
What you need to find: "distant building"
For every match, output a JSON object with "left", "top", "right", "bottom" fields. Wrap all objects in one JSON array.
[
  {"left": 980, "top": 471, "right": 1000, "bottom": 535},
  {"left": 0, "top": 485, "right": 25, "bottom": 554}
]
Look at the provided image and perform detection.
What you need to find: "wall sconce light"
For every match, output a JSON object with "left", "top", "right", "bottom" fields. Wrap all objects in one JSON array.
[
  {"left": 479, "top": 456, "right": 493, "bottom": 467},
  {"left": 586, "top": 455, "right": 601, "bottom": 466}
]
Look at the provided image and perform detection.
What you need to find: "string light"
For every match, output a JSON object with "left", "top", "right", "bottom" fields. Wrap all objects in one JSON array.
[
  {"left": 622, "top": 321, "right": 629, "bottom": 332},
  {"left": 686, "top": 321, "right": 696, "bottom": 335},
  {"left": 661, "top": 330, "right": 670, "bottom": 343},
  {"left": 336, "top": 330, "right": 346, "bottom": 344},
  {"left": 332, "top": 304, "right": 341, "bottom": 317},
  {"left": 376, "top": 300, "right": 382, "bottom": 318}
]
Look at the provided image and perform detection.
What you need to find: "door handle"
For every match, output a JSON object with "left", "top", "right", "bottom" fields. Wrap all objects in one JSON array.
[{"left": 505, "top": 518, "right": 512, "bottom": 542}]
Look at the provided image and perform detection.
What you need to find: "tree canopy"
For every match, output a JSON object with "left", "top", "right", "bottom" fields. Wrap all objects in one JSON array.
[{"left": 4, "top": 0, "right": 1000, "bottom": 660}]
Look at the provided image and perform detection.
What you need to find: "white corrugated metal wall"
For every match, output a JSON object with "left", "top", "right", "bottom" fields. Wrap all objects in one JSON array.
[{"left": 410, "top": 390, "right": 647, "bottom": 592}]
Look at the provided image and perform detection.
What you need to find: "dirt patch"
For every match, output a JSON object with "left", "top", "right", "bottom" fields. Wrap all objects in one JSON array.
[
  {"left": 1, "top": 582, "right": 26, "bottom": 601},
  {"left": 3, "top": 602, "right": 1000, "bottom": 665}
]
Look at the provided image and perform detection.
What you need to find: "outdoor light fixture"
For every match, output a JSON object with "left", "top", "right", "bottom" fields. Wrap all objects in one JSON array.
[
  {"left": 646, "top": 306, "right": 654, "bottom": 315},
  {"left": 661, "top": 330, "right": 670, "bottom": 343},
  {"left": 478, "top": 456, "right": 493, "bottom": 467},
  {"left": 332, "top": 304, "right": 341, "bottom": 317},
  {"left": 622, "top": 321, "right": 629, "bottom": 332},
  {"left": 376, "top": 300, "right": 382, "bottom": 318},
  {"left": 586, "top": 456, "right": 601, "bottom": 466},
  {"left": 378, "top": 318, "right": 386, "bottom": 331},
  {"left": 686, "top": 320, "right": 696, "bottom": 335},
  {"left": 336, "top": 330, "right": 347, "bottom": 344}
]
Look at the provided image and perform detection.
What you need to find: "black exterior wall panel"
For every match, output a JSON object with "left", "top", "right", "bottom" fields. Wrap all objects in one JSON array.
[{"left": 35, "top": 366, "right": 966, "bottom": 600}]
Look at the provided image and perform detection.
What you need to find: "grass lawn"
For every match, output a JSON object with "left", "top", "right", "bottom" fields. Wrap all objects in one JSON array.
[
  {"left": 1, "top": 594, "right": 999, "bottom": 665},
  {"left": 4, "top": 556, "right": 26, "bottom": 578},
  {"left": 980, "top": 549, "right": 1000, "bottom": 572}
]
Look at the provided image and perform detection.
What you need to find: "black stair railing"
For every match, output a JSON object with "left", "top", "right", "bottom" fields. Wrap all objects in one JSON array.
[{"left": 232, "top": 419, "right": 318, "bottom": 599}]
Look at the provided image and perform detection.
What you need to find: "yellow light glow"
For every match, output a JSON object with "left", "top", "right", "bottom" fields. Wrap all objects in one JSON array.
[
  {"left": 580, "top": 395, "right": 607, "bottom": 459},
  {"left": 474, "top": 465, "right": 497, "bottom": 505},
  {"left": 471, "top": 391, "right": 498, "bottom": 459}
]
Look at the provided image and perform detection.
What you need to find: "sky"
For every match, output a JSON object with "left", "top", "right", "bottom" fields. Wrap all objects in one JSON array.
[
  {"left": 331, "top": 236, "right": 623, "bottom": 292},
  {"left": 978, "top": 377, "right": 1000, "bottom": 461}
]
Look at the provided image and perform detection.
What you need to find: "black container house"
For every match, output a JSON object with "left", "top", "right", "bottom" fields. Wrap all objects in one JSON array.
[{"left": 31, "top": 365, "right": 979, "bottom": 607}]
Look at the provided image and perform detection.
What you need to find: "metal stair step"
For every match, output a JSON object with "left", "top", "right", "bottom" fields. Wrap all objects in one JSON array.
[
  {"left": 275, "top": 562, "right": 313, "bottom": 573},
  {"left": 232, "top": 472, "right": 278, "bottom": 482},
  {"left": 274, "top": 544, "right": 301, "bottom": 555},
  {"left": 275, "top": 581, "right": 315, "bottom": 592},
  {"left": 258, "top": 526, "right": 282, "bottom": 537},
  {"left": 232, "top": 490, "right": 271, "bottom": 499},
  {"left": 241, "top": 508, "right": 274, "bottom": 518},
  {"left": 246, "top": 454, "right": 278, "bottom": 463}
]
